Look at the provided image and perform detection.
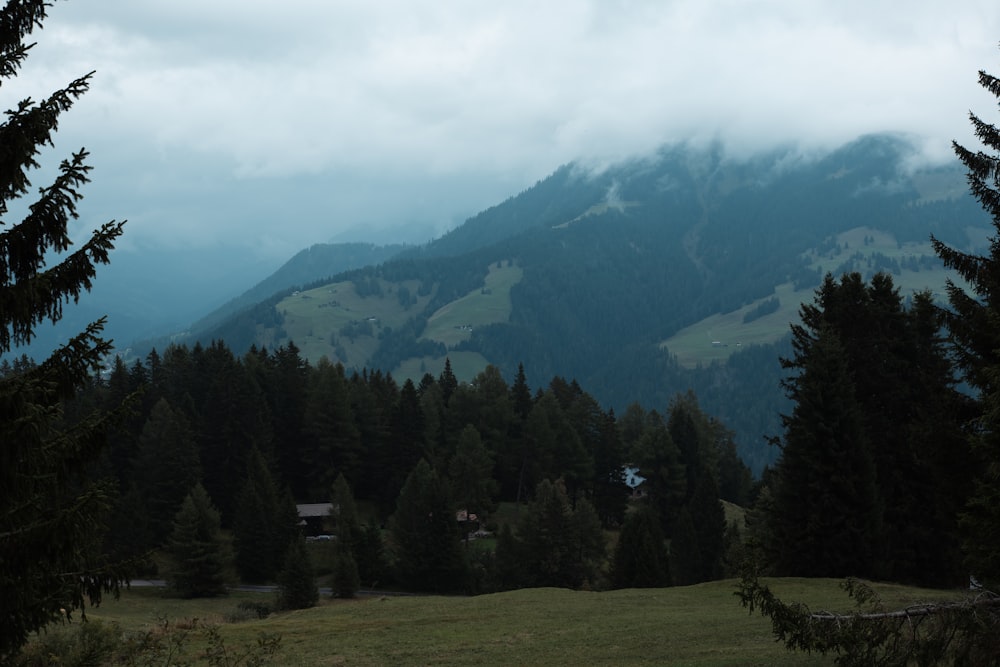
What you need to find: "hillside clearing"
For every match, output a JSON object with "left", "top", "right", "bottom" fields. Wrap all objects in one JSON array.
[{"left": 662, "top": 227, "right": 964, "bottom": 368}]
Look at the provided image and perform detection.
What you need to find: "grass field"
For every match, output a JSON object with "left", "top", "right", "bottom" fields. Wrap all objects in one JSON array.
[
  {"left": 277, "top": 277, "right": 434, "bottom": 367},
  {"left": 662, "top": 226, "right": 965, "bottom": 368},
  {"left": 50, "top": 578, "right": 967, "bottom": 666},
  {"left": 421, "top": 264, "right": 523, "bottom": 348},
  {"left": 272, "top": 263, "right": 521, "bottom": 383}
]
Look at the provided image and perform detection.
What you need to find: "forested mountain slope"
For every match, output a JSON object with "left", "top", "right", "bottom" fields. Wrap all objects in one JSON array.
[
  {"left": 188, "top": 242, "right": 408, "bottom": 335},
  {"left": 181, "top": 134, "right": 987, "bottom": 473}
]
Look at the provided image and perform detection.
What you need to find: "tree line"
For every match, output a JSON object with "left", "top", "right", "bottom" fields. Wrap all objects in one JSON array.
[{"left": 6, "top": 341, "right": 755, "bottom": 599}]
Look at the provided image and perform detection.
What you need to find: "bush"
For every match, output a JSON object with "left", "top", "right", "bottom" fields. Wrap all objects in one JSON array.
[
  {"left": 225, "top": 600, "right": 273, "bottom": 623},
  {"left": 14, "top": 620, "right": 120, "bottom": 667}
]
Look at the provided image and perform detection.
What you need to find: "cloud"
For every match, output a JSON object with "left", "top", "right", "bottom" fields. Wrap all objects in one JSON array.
[{"left": 9, "top": 0, "right": 1000, "bottom": 263}]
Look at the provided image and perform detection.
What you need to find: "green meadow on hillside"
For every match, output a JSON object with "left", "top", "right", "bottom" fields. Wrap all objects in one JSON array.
[
  {"left": 49, "top": 579, "right": 967, "bottom": 666},
  {"left": 277, "top": 278, "right": 434, "bottom": 366},
  {"left": 272, "top": 263, "right": 521, "bottom": 382},
  {"left": 663, "top": 227, "right": 961, "bottom": 368},
  {"left": 389, "top": 263, "right": 523, "bottom": 383},
  {"left": 421, "top": 264, "right": 523, "bottom": 348}
]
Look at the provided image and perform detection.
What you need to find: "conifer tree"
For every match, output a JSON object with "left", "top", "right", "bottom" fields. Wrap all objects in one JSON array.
[
  {"left": 766, "top": 327, "right": 881, "bottom": 578},
  {"left": 449, "top": 424, "right": 498, "bottom": 531},
  {"left": 277, "top": 536, "right": 319, "bottom": 610},
  {"left": 303, "top": 358, "right": 361, "bottom": 497},
  {"left": 164, "top": 484, "right": 232, "bottom": 598},
  {"left": 516, "top": 478, "right": 605, "bottom": 588},
  {"left": 389, "top": 459, "right": 467, "bottom": 592},
  {"left": 132, "top": 397, "right": 201, "bottom": 541},
  {"left": 329, "top": 472, "right": 362, "bottom": 597},
  {"left": 331, "top": 541, "right": 361, "bottom": 599},
  {"left": 0, "top": 1, "right": 131, "bottom": 657},
  {"left": 932, "top": 60, "right": 1000, "bottom": 588},
  {"left": 232, "top": 448, "right": 298, "bottom": 583},
  {"left": 669, "top": 507, "right": 701, "bottom": 587},
  {"left": 687, "top": 467, "right": 726, "bottom": 583},
  {"left": 611, "top": 504, "right": 670, "bottom": 588}
]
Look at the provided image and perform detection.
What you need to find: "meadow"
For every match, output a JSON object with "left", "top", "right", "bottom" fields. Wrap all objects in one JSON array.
[
  {"left": 662, "top": 226, "right": 960, "bottom": 368},
  {"left": 37, "top": 578, "right": 967, "bottom": 666}
]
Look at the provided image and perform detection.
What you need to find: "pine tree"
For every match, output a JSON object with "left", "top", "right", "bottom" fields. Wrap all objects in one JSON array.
[
  {"left": 164, "top": 484, "right": 232, "bottom": 598},
  {"left": 303, "top": 358, "right": 361, "bottom": 498},
  {"left": 331, "top": 542, "right": 360, "bottom": 599},
  {"left": 515, "top": 478, "right": 604, "bottom": 589},
  {"left": 329, "top": 472, "right": 362, "bottom": 597},
  {"left": 277, "top": 537, "right": 319, "bottom": 610},
  {"left": 669, "top": 507, "right": 701, "bottom": 587},
  {"left": 687, "top": 467, "right": 726, "bottom": 583},
  {"left": 389, "top": 459, "right": 467, "bottom": 592},
  {"left": 764, "top": 271, "right": 969, "bottom": 584},
  {"left": 232, "top": 448, "right": 298, "bottom": 583},
  {"left": 132, "top": 397, "right": 201, "bottom": 541},
  {"left": 766, "top": 327, "right": 881, "bottom": 578},
  {"left": 611, "top": 505, "right": 670, "bottom": 588},
  {"left": 449, "top": 424, "right": 498, "bottom": 532},
  {"left": 932, "top": 61, "right": 1000, "bottom": 589},
  {"left": 0, "top": 2, "right": 131, "bottom": 658}
]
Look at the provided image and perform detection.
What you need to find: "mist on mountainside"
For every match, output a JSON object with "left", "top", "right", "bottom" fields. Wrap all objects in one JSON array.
[{"left": 135, "top": 133, "right": 984, "bottom": 473}]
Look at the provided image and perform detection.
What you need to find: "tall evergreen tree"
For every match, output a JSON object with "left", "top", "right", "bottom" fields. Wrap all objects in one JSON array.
[
  {"left": 132, "top": 397, "right": 201, "bottom": 541},
  {"left": 631, "top": 419, "right": 686, "bottom": 537},
  {"left": 380, "top": 378, "right": 427, "bottom": 513},
  {"left": 932, "top": 60, "right": 1000, "bottom": 588},
  {"left": 515, "top": 478, "right": 605, "bottom": 589},
  {"left": 669, "top": 507, "right": 701, "bottom": 587},
  {"left": 303, "top": 358, "right": 361, "bottom": 499},
  {"left": 764, "top": 271, "right": 969, "bottom": 584},
  {"left": 766, "top": 327, "right": 881, "bottom": 578},
  {"left": 277, "top": 536, "right": 319, "bottom": 610},
  {"left": 329, "top": 472, "right": 363, "bottom": 597},
  {"left": 194, "top": 341, "right": 272, "bottom": 524},
  {"left": 232, "top": 448, "right": 298, "bottom": 583},
  {"left": 687, "top": 467, "right": 726, "bottom": 583},
  {"left": 448, "top": 424, "right": 498, "bottom": 531},
  {"left": 389, "top": 459, "right": 467, "bottom": 592},
  {"left": 611, "top": 504, "right": 670, "bottom": 588},
  {"left": 164, "top": 484, "right": 232, "bottom": 598},
  {"left": 0, "top": 2, "right": 131, "bottom": 656}
]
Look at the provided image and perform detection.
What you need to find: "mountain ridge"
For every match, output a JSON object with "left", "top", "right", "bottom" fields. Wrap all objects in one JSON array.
[{"left": 143, "top": 134, "right": 988, "bottom": 472}]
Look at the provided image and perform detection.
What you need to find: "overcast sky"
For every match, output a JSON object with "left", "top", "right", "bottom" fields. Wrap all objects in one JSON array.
[{"left": 14, "top": 0, "right": 1000, "bottom": 270}]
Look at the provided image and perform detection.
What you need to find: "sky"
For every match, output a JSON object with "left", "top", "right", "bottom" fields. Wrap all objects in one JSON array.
[{"left": 11, "top": 0, "right": 1000, "bottom": 297}]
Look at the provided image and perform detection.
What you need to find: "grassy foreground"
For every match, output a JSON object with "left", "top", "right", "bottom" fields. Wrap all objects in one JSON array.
[{"left": 63, "top": 578, "right": 966, "bottom": 666}]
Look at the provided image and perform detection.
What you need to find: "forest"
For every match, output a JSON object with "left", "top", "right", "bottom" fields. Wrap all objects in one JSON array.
[{"left": 0, "top": 344, "right": 754, "bottom": 598}]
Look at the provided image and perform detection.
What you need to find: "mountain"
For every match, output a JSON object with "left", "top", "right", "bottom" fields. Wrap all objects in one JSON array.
[
  {"left": 162, "top": 134, "right": 989, "bottom": 473},
  {"left": 187, "top": 242, "right": 409, "bottom": 334}
]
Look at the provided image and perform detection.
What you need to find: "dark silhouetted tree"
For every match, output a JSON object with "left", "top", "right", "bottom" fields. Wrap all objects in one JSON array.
[
  {"left": 932, "top": 59, "right": 1000, "bottom": 590},
  {"left": 516, "top": 478, "right": 604, "bottom": 589},
  {"left": 449, "top": 424, "right": 498, "bottom": 532},
  {"left": 611, "top": 504, "right": 670, "bottom": 588},
  {"left": 389, "top": 459, "right": 467, "bottom": 592},
  {"left": 277, "top": 536, "right": 319, "bottom": 610},
  {"left": 688, "top": 467, "right": 726, "bottom": 582},
  {"left": 765, "top": 327, "right": 880, "bottom": 578},
  {"left": 232, "top": 448, "right": 298, "bottom": 583},
  {"left": 164, "top": 484, "right": 231, "bottom": 598},
  {"left": 0, "top": 2, "right": 132, "bottom": 656},
  {"left": 132, "top": 397, "right": 201, "bottom": 541}
]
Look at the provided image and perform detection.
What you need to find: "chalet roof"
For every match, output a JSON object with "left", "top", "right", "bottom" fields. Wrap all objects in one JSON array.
[{"left": 296, "top": 503, "right": 334, "bottom": 518}]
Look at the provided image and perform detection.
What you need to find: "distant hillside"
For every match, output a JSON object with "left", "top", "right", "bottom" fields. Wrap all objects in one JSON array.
[
  {"left": 184, "top": 242, "right": 408, "bottom": 338},
  {"left": 177, "top": 135, "right": 987, "bottom": 473}
]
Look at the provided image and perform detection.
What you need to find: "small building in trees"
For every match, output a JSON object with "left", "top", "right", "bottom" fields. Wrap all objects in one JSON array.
[{"left": 296, "top": 502, "right": 334, "bottom": 536}]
